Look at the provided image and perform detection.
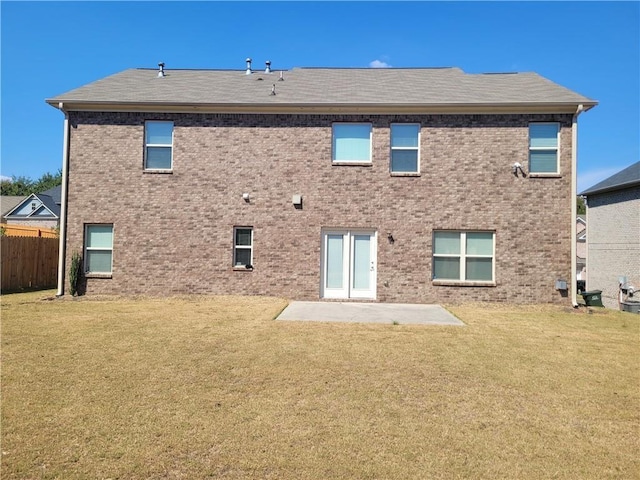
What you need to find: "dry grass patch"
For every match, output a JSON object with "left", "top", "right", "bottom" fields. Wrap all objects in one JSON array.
[{"left": 2, "top": 291, "right": 638, "bottom": 479}]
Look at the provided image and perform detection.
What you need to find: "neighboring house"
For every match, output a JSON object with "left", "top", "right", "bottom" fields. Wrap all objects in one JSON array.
[
  {"left": 46, "top": 62, "right": 597, "bottom": 303},
  {"left": 3, "top": 187, "right": 61, "bottom": 229},
  {"left": 576, "top": 215, "right": 587, "bottom": 282},
  {"left": 580, "top": 161, "right": 640, "bottom": 309}
]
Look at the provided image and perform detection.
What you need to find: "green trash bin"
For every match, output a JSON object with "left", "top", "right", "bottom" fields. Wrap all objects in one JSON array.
[{"left": 582, "top": 290, "right": 604, "bottom": 307}]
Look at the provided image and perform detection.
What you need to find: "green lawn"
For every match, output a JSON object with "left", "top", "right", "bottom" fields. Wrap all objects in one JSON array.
[{"left": 2, "top": 291, "right": 638, "bottom": 479}]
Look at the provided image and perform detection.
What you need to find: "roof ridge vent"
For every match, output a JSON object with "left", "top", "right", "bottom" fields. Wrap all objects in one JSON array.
[
  {"left": 265, "top": 60, "right": 271, "bottom": 74},
  {"left": 157, "top": 62, "right": 165, "bottom": 78},
  {"left": 245, "top": 58, "right": 252, "bottom": 75}
]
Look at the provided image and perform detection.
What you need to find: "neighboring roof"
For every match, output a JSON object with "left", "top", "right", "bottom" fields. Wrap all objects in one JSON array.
[
  {"left": 46, "top": 67, "right": 597, "bottom": 114},
  {"left": 1, "top": 196, "right": 25, "bottom": 218},
  {"left": 39, "top": 185, "right": 62, "bottom": 204},
  {"left": 36, "top": 194, "right": 60, "bottom": 216},
  {"left": 4, "top": 193, "right": 60, "bottom": 218},
  {"left": 580, "top": 161, "right": 640, "bottom": 196}
]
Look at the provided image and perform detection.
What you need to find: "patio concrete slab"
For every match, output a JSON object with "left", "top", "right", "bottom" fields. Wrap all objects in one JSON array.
[{"left": 276, "top": 301, "right": 464, "bottom": 326}]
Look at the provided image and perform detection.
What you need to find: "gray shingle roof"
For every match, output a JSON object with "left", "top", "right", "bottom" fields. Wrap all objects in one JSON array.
[
  {"left": 580, "top": 161, "right": 640, "bottom": 196},
  {"left": 46, "top": 67, "right": 597, "bottom": 110},
  {"left": 1, "top": 196, "right": 25, "bottom": 218},
  {"left": 39, "top": 185, "right": 61, "bottom": 204},
  {"left": 36, "top": 194, "right": 60, "bottom": 216}
]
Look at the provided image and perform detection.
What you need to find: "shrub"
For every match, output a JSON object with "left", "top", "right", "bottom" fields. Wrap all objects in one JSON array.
[{"left": 69, "top": 251, "right": 82, "bottom": 296}]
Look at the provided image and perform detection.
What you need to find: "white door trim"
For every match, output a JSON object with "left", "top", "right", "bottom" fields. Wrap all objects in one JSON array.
[{"left": 321, "top": 229, "right": 377, "bottom": 300}]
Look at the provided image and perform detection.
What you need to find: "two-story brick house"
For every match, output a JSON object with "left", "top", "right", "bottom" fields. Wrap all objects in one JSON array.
[
  {"left": 581, "top": 161, "right": 640, "bottom": 308},
  {"left": 47, "top": 62, "right": 596, "bottom": 303}
]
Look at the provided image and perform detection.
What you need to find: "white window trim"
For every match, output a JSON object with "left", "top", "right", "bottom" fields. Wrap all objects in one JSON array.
[
  {"left": 233, "top": 227, "right": 253, "bottom": 270},
  {"left": 390, "top": 123, "right": 420, "bottom": 175},
  {"left": 144, "top": 120, "right": 174, "bottom": 171},
  {"left": 331, "top": 123, "right": 373, "bottom": 164},
  {"left": 432, "top": 231, "right": 495, "bottom": 284},
  {"left": 84, "top": 224, "right": 114, "bottom": 276},
  {"left": 529, "top": 122, "right": 560, "bottom": 176}
]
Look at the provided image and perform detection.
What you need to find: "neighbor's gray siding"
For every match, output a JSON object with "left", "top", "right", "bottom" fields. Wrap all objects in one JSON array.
[
  {"left": 65, "top": 111, "right": 574, "bottom": 303},
  {"left": 586, "top": 186, "right": 640, "bottom": 308}
]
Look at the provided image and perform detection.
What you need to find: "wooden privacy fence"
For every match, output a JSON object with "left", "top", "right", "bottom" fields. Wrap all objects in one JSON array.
[{"left": 1, "top": 236, "right": 59, "bottom": 291}]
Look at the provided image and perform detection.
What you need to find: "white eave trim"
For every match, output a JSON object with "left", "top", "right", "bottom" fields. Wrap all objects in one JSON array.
[{"left": 46, "top": 100, "right": 598, "bottom": 115}]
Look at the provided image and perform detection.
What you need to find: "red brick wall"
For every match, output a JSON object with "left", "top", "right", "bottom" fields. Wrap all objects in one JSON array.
[{"left": 65, "top": 112, "right": 574, "bottom": 303}]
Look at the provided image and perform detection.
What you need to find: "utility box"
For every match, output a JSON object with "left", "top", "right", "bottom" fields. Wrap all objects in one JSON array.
[
  {"left": 581, "top": 290, "right": 604, "bottom": 307},
  {"left": 621, "top": 301, "right": 640, "bottom": 314}
]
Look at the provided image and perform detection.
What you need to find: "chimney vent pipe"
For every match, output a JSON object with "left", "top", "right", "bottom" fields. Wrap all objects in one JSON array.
[
  {"left": 245, "top": 58, "right": 252, "bottom": 75},
  {"left": 158, "top": 62, "right": 165, "bottom": 77}
]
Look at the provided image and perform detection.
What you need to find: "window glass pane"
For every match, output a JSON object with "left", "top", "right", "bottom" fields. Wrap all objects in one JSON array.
[
  {"left": 326, "top": 234, "right": 344, "bottom": 288},
  {"left": 352, "top": 235, "right": 371, "bottom": 290},
  {"left": 235, "top": 249, "right": 251, "bottom": 267},
  {"left": 146, "top": 122, "right": 173, "bottom": 145},
  {"left": 391, "top": 150, "right": 418, "bottom": 172},
  {"left": 87, "top": 225, "right": 113, "bottom": 248},
  {"left": 466, "top": 258, "right": 493, "bottom": 281},
  {"left": 333, "top": 124, "right": 371, "bottom": 161},
  {"left": 235, "top": 229, "right": 252, "bottom": 246},
  {"left": 529, "top": 150, "right": 558, "bottom": 173},
  {"left": 466, "top": 232, "right": 493, "bottom": 255},
  {"left": 434, "top": 232, "right": 460, "bottom": 254},
  {"left": 86, "top": 250, "right": 112, "bottom": 273},
  {"left": 146, "top": 147, "right": 172, "bottom": 169},
  {"left": 529, "top": 124, "right": 558, "bottom": 148},
  {"left": 391, "top": 124, "right": 419, "bottom": 148},
  {"left": 434, "top": 257, "right": 460, "bottom": 280}
]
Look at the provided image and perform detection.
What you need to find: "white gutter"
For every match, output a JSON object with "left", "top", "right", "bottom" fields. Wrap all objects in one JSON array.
[
  {"left": 571, "top": 104, "right": 584, "bottom": 307},
  {"left": 56, "top": 103, "right": 70, "bottom": 297}
]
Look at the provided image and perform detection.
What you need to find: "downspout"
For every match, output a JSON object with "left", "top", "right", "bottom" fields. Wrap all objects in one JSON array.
[
  {"left": 56, "top": 103, "right": 70, "bottom": 297},
  {"left": 571, "top": 104, "right": 584, "bottom": 307}
]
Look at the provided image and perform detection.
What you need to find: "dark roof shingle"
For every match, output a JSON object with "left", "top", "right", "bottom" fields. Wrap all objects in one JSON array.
[{"left": 580, "top": 161, "right": 640, "bottom": 196}]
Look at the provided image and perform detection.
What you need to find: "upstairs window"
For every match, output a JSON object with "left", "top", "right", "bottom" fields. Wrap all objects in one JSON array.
[
  {"left": 234, "top": 227, "right": 253, "bottom": 269},
  {"left": 391, "top": 124, "right": 420, "bottom": 173},
  {"left": 145, "top": 121, "right": 173, "bottom": 170},
  {"left": 85, "top": 224, "right": 114, "bottom": 274},
  {"left": 529, "top": 123, "right": 559, "bottom": 174},
  {"left": 332, "top": 123, "right": 372, "bottom": 163},
  {"left": 433, "top": 231, "right": 495, "bottom": 282}
]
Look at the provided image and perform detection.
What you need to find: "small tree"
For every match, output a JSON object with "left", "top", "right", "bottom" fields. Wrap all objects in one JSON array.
[
  {"left": 69, "top": 251, "right": 82, "bottom": 296},
  {"left": 577, "top": 196, "right": 586, "bottom": 215}
]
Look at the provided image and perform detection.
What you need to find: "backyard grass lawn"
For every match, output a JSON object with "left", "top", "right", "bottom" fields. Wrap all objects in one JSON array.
[{"left": 1, "top": 292, "right": 638, "bottom": 479}]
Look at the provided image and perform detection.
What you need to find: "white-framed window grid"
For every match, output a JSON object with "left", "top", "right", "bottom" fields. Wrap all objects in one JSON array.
[
  {"left": 390, "top": 123, "right": 420, "bottom": 173},
  {"left": 433, "top": 231, "right": 495, "bottom": 282},
  {"left": 144, "top": 120, "right": 174, "bottom": 170},
  {"left": 332, "top": 123, "right": 372, "bottom": 163},
  {"left": 234, "top": 227, "right": 253, "bottom": 268},
  {"left": 84, "top": 224, "right": 114, "bottom": 274},
  {"left": 529, "top": 122, "right": 560, "bottom": 174}
]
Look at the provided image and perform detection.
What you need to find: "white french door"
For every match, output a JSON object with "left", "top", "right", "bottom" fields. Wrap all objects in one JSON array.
[{"left": 321, "top": 229, "right": 377, "bottom": 299}]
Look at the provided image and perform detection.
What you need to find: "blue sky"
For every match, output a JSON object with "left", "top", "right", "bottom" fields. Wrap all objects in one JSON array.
[{"left": 1, "top": 1, "right": 638, "bottom": 192}]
